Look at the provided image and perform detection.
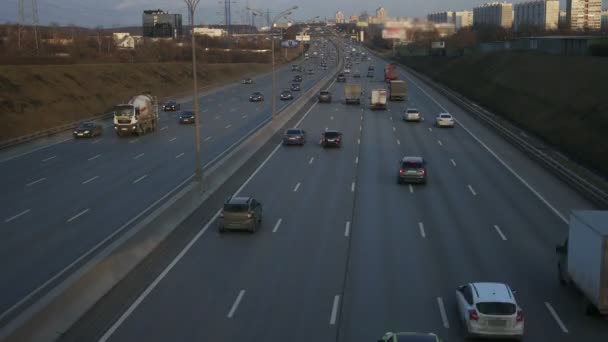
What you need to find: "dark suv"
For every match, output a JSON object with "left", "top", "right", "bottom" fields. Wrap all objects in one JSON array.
[
  {"left": 321, "top": 130, "right": 343, "bottom": 148},
  {"left": 319, "top": 91, "right": 332, "bottom": 103},
  {"left": 219, "top": 197, "right": 263, "bottom": 233},
  {"left": 397, "top": 156, "right": 427, "bottom": 184},
  {"left": 337, "top": 74, "right": 346, "bottom": 82},
  {"left": 283, "top": 128, "right": 306, "bottom": 145}
]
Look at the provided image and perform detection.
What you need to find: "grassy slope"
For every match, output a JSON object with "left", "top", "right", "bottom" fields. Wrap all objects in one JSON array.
[{"left": 400, "top": 52, "right": 608, "bottom": 176}]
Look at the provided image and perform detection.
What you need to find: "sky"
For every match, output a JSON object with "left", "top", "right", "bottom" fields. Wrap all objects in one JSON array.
[{"left": 0, "top": 0, "right": 605, "bottom": 28}]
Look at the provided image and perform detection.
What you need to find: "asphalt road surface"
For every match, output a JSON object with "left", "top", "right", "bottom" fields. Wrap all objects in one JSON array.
[
  {"left": 0, "top": 39, "right": 337, "bottom": 324},
  {"left": 63, "top": 42, "right": 608, "bottom": 342}
]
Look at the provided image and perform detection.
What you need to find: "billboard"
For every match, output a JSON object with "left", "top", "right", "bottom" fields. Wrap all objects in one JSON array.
[
  {"left": 295, "top": 35, "right": 311, "bottom": 41},
  {"left": 281, "top": 40, "right": 300, "bottom": 48},
  {"left": 431, "top": 41, "right": 446, "bottom": 49},
  {"left": 382, "top": 27, "right": 405, "bottom": 40},
  {"left": 273, "top": 22, "right": 290, "bottom": 29},
  {"left": 356, "top": 22, "right": 369, "bottom": 27}
]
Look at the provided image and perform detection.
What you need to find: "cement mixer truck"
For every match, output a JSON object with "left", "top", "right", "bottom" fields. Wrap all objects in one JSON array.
[{"left": 113, "top": 93, "right": 159, "bottom": 137}]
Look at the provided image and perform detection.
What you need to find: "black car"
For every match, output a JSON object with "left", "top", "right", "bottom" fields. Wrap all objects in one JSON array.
[
  {"left": 249, "top": 92, "right": 264, "bottom": 102},
  {"left": 293, "top": 75, "right": 303, "bottom": 83},
  {"left": 280, "top": 90, "right": 294, "bottom": 100},
  {"left": 163, "top": 101, "right": 180, "bottom": 111},
  {"left": 242, "top": 78, "right": 253, "bottom": 84},
  {"left": 318, "top": 91, "right": 332, "bottom": 103},
  {"left": 282, "top": 128, "right": 306, "bottom": 145},
  {"left": 321, "top": 130, "right": 343, "bottom": 148},
  {"left": 337, "top": 74, "right": 346, "bottom": 82},
  {"left": 178, "top": 111, "right": 195, "bottom": 124},
  {"left": 73, "top": 121, "right": 102, "bottom": 138},
  {"left": 290, "top": 83, "right": 301, "bottom": 92},
  {"left": 291, "top": 64, "right": 298, "bottom": 71},
  {"left": 367, "top": 71, "right": 374, "bottom": 78},
  {"left": 397, "top": 156, "right": 427, "bottom": 184}
]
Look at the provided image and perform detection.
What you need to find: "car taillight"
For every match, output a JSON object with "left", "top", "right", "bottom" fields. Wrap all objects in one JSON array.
[
  {"left": 399, "top": 169, "right": 405, "bottom": 174},
  {"left": 468, "top": 309, "right": 479, "bottom": 321},
  {"left": 247, "top": 213, "right": 253, "bottom": 218},
  {"left": 322, "top": 138, "right": 326, "bottom": 143},
  {"left": 418, "top": 169, "right": 425, "bottom": 175},
  {"left": 516, "top": 309, "right": 524, "bottom": 322},
  {"left": 336, "top": 138, "right": 341, "bottom": 142},
  {"left": 220, "top": 212, "right": 224, "bottom": 218}
]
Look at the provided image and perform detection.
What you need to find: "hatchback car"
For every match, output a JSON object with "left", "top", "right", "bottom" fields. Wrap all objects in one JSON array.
[
  {"left": 436, "top": 113, "right": 455, "bottom": 128},
  {"left": 455, "top": 282, "right": 524, "bottom": 340},
  {"left": 280, "top": 90, "right": 294, "bottom": 100},
  {"left": 378, "top": 332, "right": 444, "bottom": 342},
  {"left": 337, "top": 74, "right": 346, "bottom": 82},
  {"left": 319, "top": 91, "right": 332, "bottom": 103},
  {"left": 178, "top": 111, "right": 195, "bottom": 124},
  {"left": 218, "top": 197, "right": 263, "bottom": 233},
  {"left": 290, "top": 83, "right": 301, "bottom": 92},
  {"left": 242, "top": 77, "right": 253, "bottom": 84},
  {"left": 249, "top": 92, "right": 264, "bottom": 102},
  {"left": 403, "top": 108, "right": 421, "bottom": 122},
  {"left": 73, "top": 121, "right": 102, "bottom": 138},
  {"left": 321, "top": 130, "right": 343, "bottom": 148},
  {"left": 163, "top": 101, "right": 180, "bottom": 111},
  {"left": 283, "top": 128, "right": 306, "bottom": 145},
  {"left": 397, "top": 156, "right": 427, "bottom": 184}
]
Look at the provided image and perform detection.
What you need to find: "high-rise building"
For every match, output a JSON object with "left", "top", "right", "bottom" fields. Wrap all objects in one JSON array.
[
  {"left": 473, "top": 2, "right": 514, "bottom": 28},
  {"left": 566, "top": 0, "right": 602, "bottom": 30},
  {"left": 427, "top": 11, "right": 473, "bottom": 30},
  {"left": 335, "top": 11, "right": 345, "bottom": 24},
  {"left": 376, "top": 7, "right": 387, "bottom": 20},
  {"left": 349, "top": 15, "right": 359, "bottom": 23},
  {"left": 513, "top": 0, "right": 560, "bottom": 32},
  {"left": 559, "top": 10, "right": 568, "bottom": 29},
  {"left": 427, "top": 11, "right": 455, "bottom": 24},
  {"left": 602, "top": 10, "right": 608, "bottom": 31},
  {"left": 142, "top": 9, "right": 182, "bottom": 38}
]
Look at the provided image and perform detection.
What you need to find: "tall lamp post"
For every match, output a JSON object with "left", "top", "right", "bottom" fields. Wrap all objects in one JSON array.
[
  {"left": 184, "top": 0, "right": 203, "bottom": 185},
  {"left": 248, "top": 6, "right": 298, "bottom": 119}
]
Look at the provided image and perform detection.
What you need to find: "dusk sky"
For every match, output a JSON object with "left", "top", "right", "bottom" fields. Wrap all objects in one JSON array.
[{"left": 0, "top": 0, "right": 604, "bottom": 28}]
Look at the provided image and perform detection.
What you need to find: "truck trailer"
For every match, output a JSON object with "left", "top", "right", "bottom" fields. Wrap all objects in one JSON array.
[
  {"left": 369, "top": 89, "right": 387, "bottom": 110},
  {"left": 344, "top": 83, "right": 362, "bottom": 105},
  {"left": 389, "top": 80, "right": 407, "bottom": 101},
  {"left": 113, "top": 93, "right": 159, "bottom": 137}
]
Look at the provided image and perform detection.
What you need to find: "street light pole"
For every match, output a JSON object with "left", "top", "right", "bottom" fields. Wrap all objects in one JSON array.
[{"left": 184, "top": 0, "right": 203, "bottom": 186}]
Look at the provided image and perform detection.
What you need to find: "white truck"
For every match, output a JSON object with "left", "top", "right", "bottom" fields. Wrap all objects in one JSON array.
[
  {"left": 344, "top": 83, "right": 362, "bottom": 105},
  {"left": 369, "top": 89, "right": 387, "bottom": 110},
  {"left": 556, "top": 210, "right": 608, "bottom": 316},
  {"left": 113, "top": 93, "right": 159, "bottom": 137}
]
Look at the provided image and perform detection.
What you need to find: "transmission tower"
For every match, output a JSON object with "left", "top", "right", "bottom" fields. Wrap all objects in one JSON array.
[{"left": 18, "top": 0, "right": 40, "bottom": 54}]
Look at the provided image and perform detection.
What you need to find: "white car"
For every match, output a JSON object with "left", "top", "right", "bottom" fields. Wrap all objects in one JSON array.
[
  {"left": 456, "top": 282, "right": 524, "bottom": 341},
  {"left": 344, "top": 68, "right": 351, "bottom": 74},
  {"left": 403, "top": 108, "right": 421, "bottom": 122},
  {"left": 436, "top": 112, "right": 455, "bottom": 127}
]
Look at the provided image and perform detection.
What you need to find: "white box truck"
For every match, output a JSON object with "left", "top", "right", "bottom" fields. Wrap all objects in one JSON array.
[
  {"left": 556, "top": 210, "right": 608, "bottom": 315},
  {"left": 369, "top": 89, "right": 387, "bottom": 110}
]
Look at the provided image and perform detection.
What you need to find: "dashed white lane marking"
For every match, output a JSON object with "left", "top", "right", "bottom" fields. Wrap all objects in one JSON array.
[
  {"left": 129, "top": 138, "right": 139, "bottom": 144},
  {"left": 67, "top": 208, "right": 90, "bottom": 223},
  {"left": 5, "top": 209, "right": 31, "bottom": 223},
  {"left": 419, "top": 222, "right": 426, "bottom": 238},
  {"left": 468, "top": 184, "right": 477, "bottom": 196},
  {"left": 225, "top": 124, "right": 232, "bottom": 129},
  {"left": 409, "top": 184, "right": 414, "bottom": 193},
  {"left": 160, "top": 126, "right": 168, "bottom": 131},
  {"left": 92, "top": 139, "right": 102, "bottom": 144},
  {"left": 351, "top": 182, "right": 356, "bottom": 192},
  {"left": 204, "top": 136, "right": 212, "bottom": 142},
  {"left": 344, "top": 221, "right": 350, "bottom": 237},
  {"left": 389, "top": 116, "right": 393, "bottom": 121},
  {"left": 41, "top": 156, "right": 56, "bottom": 162},
  {"left": 437, "top": 297, "right": 450, "bottom": 328},
  {"left": 355, "top": 156, "right": 358, "bottom": 164},
  {"left": 360, "top": 125, "right": 362, "bottom": 132},
  {"left": 272, "top": 218, "right": 283, "bottom": 233},
  {"left": 494, "top": 225, "right": 507, "bottom": 241},
  {"left": 169, "top": 137, "right": 177, "bottom": 142},
  {"left": 450, "top": 159, "right": 456, "bottom": 167},
  {"left": 242, "top": 114, "right": 248, "bottom": 119},
  {"left": 393, "top": 126, "right": 396, "bottom": 132},
  {"left": 25, "top": 178, "right": 46, "bottom": 187},
  {"left": 330, "top": 295, "right": 340, "bottom": 325},
  {"left": 360, "top": 114, "right": 363, "bottom": 121},
  {"left": 175, "top": 153, "right": 185, "bottom": 159},
  {"left": 88, "top": 154, "right": 101, "bottom": 161},
  {"left": 309, "top": 157, "right": 314, "bottom": 164},
  {"left": 545, "top": 302, "right": 569, "bottom": 333},
  {"left": 215, "top": 115, "right": 221, "bottom": 120},
  {"left": 357, "top": 139, "right": 360, "bottom": 145},
  {"left": 134, "top": 153, "right": 145, "bottom": 160},
  {"left": 396, "top": 139, "right": 400, "bottom": 145},
  {"left": 330, "top": 116, "right": 334, "bottom": 120},
  {"left": 428, "top": 127, "right": 432, "bottom": 132},
  {"left": 82, "top": 176, "right": 99, "bottom": 185},
  {"left": 230, "top": 108, "right": 236, "bottom": 112},
  {"left": 438, "top": 140, "right": 443, "bottom": 146},
  {"left": 202, "top": 109, "right": 208, "bottom": 113},
  {"left": 133, "top": 175, "right": 148, "bottom": 184},
  {"left": 227, "top": 290, "right": 246, "bottom": 318},
  {"left": 293, "top": 182, "right": 301, "bottom": 192}
]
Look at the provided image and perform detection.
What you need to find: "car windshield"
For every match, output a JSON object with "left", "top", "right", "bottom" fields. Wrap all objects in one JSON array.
[
  {"left": 114, "top": 106, "right": 133, "bottom": 116},
  {"left": 476, "top": 302, "right": 517, "bottom": 315},
  {"left": 440, "top": 114, "right": 452, "bottom": 118},
  {"left": 402, "top": 161, "right": 423, "bottom": 169},
  {"left": 320, "top": 92, "right": 329, "bottom": 95},
  {"left": 252, "top": 92, "right": 261, "bottom": 96},
  {"left": 180, "top": 111, "right": 194, "bottom": 116},
  {"left": 79, "top": 123, "right": 95, "bottom": 129},
  {"left": 324, "top": 132, "right": 340, "bottom": 138},
  {"left": 224, "top": 203, "right": 249, "bottom": 212},
  {"left": 287, "top": 129, "right": 301, "bottom": 135},
  {"left": 407, "top": 109, "right": 419, "bottom": 113}
]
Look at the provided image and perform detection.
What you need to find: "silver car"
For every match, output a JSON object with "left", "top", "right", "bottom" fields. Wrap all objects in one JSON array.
[
  {"left": 436, "top": 113, "right": 455, "bottom": 128},
  {"left": 403, "top": 108, "right": 421, "bottom": 122},
  {"left": 218, "top": 197, "right": 263, "bottom": 233}
]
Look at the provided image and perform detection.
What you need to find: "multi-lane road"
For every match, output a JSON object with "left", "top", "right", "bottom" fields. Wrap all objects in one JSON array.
[
  {"left": 54, "top": 43, "right": 608, "bottom": 342},
  {"left": 0, "top": 40, "right": 337, "bottom": 325}
]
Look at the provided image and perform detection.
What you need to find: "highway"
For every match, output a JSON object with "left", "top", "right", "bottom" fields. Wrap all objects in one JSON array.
[
  {"left": 0, "top": 40, "right": 337, "bottom": 324},
  {"left": 56, "top": 42, "right": 608, "bottom": 342}
]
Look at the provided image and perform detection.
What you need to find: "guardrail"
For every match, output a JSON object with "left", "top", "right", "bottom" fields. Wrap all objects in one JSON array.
[{"left": 401, "top": 64, "right": 608, "bottom": 209}]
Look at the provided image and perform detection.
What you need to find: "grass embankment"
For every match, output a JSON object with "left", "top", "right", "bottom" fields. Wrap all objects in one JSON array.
[{"left": 400, "top": 52, "right": 608, "bottom": 177}]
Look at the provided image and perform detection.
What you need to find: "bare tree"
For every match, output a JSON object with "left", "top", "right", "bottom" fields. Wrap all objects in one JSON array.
[{"left": 95, "top": 25, "right": 104, "bottom": 53}]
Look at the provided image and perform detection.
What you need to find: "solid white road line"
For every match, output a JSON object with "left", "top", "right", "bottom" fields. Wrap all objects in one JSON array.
[
  {"left": 405, "top": 75, "right": 568, "bottom": 223},
  {"left": 169, "top": 137, "right": 177, "bottom": 142},
  {"left": 175, "top": 153, "right": 185, "bottom": 159},
  {"left": 419, "top": 222, "right": 426, "bottom": 238},
  {"left": 5, "top": 209, "right": 31, "bottom": 223},
  {"left": 129, "top": 138, "right": 139, "bottom": 144},
  {"left": 450, "top": 159, "right": 457, "bottom": 167},
  {"left": 88, "top": 154, "right": 101, "bottom": 161},
  {"left": 133, "top": 175, "right": 148, "bottom": 184},
  {"left": 82, "top": 176, "right": 99, "bottom": 185},
  {"left": 25, "top": 177, "right": 46, "bottom": 187},
  {"left": 493, "top": 225, "right": 507, "bottom": 241},
  {"left": 309, "top": 157, "right": 314, "bottom": 164},
  {"left": 396, "top": 139, "right": 400, "bottom": 145},
  {"left": 355, "top": 156, "right": 358, "bottom": 164},
  {"left": 351, "top": 182, "right": 356, "bottom": 192},
  {"left": 160, "top": 126, "right": 168, "bottom": 131},
  {"left": 409, "top": 184, "right": 414, "bottom": 193},
  {"left": 330, "top": 295, "right": 340, "bottom": 325},
  {"left": 204, "top": 136, "right": 212, "bottom": 142},
  {"left": 437, "top": 297, "right": 450, "bottom": 328},
  {"left": 438, "top": 140, "right": 443, "bottom": 146},
  {"left": 41, "top": 155, "right": 56, "bottom": 162},
  {"left": 293, "top": 182, "right": 301, "bottom": 192},
  {"left": 225, "top": 124, "right": 232, "bottom": 129},
  {"left": 134, "top": 153, "right": 144, "bottom": 160},
  {"left": 67, "top": 209, "right": 90, "bottom": 223},
  {"left": 545, "top": 302, "right": 569, "bottom": 333},
  {"left": 345, "top": 221, "right": 350, "bottom": 237},
  {"left": 227, "top": 290, "right": 246, "bottom": 318},
  {"left": 468, "top": 184, "right": 477, "bottom": 196},
  {"left": 272, "top": 218, "right": 283, "bottom": 233}
]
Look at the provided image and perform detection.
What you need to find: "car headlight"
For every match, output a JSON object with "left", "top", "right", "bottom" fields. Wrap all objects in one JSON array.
[
  {"left": 132, "top": 125, "right": 136, "bottom": 129},
  {"left": 73, "top": 131, "right": 78, "bottom": 134},
  {"left": 84, "top": 130, "right": 90, "bottom": 134}
]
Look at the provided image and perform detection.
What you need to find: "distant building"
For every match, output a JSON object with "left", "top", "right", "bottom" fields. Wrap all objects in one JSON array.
[
  {"left": 335, "top": 11, "right": 345, "bottom": 24},
  {"left": 428, "top": 11, "right": 455, "bottom": 24},
  {"left": 513, "top": 0, "right": 560, "bottom": 32},
  {"left": 142, "top": 9, "right": 183, "bottom": 39},
  {"left": 566, "top": 0, "right": 602, "bottom": 30},
  {"left": 349, "top": 15, "right": 359, "bottom": 23},
  {"left": 603, "top": 10, "right": 608, "bottom": 31},
  {"left": 113, "top": 33, "right": 135, "bottom": 49},
  {"left": 376, "top": 7, "right": 387, "bottom": 20},
  {"left": 473, "top": 2, "right": 513, "bottom": 28},
  {"left": 192, "top": 27, "right": 226, "bottom": 37},
  {"left": 428, "top": 11, "right": 473, "bottom": 30},
  {"left": 559, "top": 10, "right": 568, "bottom": 29}
]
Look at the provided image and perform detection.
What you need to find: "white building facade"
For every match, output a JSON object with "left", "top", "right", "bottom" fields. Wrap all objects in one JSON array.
[{"left": 566, "top": 0, "right": 602, "bottom": 30}]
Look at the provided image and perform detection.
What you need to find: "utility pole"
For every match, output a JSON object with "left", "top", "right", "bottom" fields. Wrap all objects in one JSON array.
[{"left": 18, "top": 0, "right": 40, "bottom": 54}]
